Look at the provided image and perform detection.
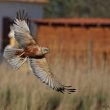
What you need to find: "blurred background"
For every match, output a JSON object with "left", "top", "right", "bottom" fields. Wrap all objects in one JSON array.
[{"left": 0, "top": 0, "right": 110, "bottom": 110}]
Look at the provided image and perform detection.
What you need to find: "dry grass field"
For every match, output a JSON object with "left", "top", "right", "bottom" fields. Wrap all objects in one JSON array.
[{"left": 0, "top": 44, "right": 110, "bottom": 110}]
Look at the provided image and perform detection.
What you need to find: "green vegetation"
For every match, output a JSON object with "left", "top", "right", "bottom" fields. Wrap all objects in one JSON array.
[{"left": 44, "top": 0, "right": 110, "bottom": 18}]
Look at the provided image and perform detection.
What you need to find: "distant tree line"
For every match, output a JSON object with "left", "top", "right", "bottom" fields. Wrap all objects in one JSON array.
[{"left": 44, "top": 0, "right": 110, "bottom": 18}]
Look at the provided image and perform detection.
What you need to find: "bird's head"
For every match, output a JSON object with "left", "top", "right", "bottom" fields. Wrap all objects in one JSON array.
[{"left": 41, "top": 47, "right": 49, "bottom": 54}]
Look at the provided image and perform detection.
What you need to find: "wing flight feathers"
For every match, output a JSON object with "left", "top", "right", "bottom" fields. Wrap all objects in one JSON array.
[
  {"left": 11, "top": 10, "right": 36, "bottom": 48},
  {"left": 29, "top": 58, "right": 76, "bottom": 94},
  {"left": 16, "top": 10, "right": 29, "bottom": 25}
]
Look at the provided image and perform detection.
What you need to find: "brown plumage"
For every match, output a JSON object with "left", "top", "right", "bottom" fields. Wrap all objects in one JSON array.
[{"left": 3, "top": 10, "right": 76, "bottom": 94}]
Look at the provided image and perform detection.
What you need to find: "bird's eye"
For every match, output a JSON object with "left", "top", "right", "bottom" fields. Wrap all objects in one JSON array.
[
  {"left": 45, "top": 48, "right": 49, "bottom": 51},
  {"left": 41, "top": 47, "right": 49, "bottom": 54}
]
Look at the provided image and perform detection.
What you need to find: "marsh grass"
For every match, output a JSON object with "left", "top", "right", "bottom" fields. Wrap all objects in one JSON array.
[{"left": 0, "top": 49, "right": 110, "bottom": 110}]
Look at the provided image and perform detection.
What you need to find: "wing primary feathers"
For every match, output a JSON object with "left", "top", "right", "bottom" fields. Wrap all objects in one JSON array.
[
  {"left": 22, "top": 10, "right": 25, "bottom": 19},
  {"left": 29, "top": 58, "right": 76, "bottom": 94},
  {"left": 16, "top": 10, "right": 29, "bottom": 25},
  {"left": 55, "top": 85, "right": 76, "bottom": 94},
  {"left": 16, "top": 11, "right": 18, "bottom": 20},
  {"left": 12, "top": 10, "right": 36, "bottom": 48},
  {"left": 19, "top": 10, "right": 21, "bottom": 20},
  {"left": 24, "top": 11, "right": 29, "bottom": 25},
  {"left": 16, "top": 11, "right": 20, "bottom": 20},
  {"left": 16, "top": 10, "right": 21, "bottom": 20},
  {"left": 64, "top": 87, "right": 76, "bottom": 93}
]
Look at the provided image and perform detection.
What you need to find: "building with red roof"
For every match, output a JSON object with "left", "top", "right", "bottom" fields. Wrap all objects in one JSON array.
[{"left": 33, "top": 18, "right": 110, "bottom": 62}]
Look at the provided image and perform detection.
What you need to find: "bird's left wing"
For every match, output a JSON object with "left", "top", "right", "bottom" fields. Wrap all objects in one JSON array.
[
  {"left": 12, "top": 10, "right": 36, "bottom": 48},
  {"left": 29, "top": 57, "right": 76, "bottom": 94}
]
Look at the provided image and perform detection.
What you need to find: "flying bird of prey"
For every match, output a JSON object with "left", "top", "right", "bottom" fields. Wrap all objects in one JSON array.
[{"left": 3, "top": 10, "right": 76, "bottom": 94}]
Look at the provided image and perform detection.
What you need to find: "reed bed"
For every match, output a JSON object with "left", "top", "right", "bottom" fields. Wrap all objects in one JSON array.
[{"left": 0, "top": 49, "right": 110, "bottom": 110}]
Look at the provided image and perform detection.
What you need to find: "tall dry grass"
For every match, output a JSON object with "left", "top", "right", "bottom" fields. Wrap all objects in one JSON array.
[
  {"left": 0, "top": 38, "right": 110, "bottom": 110},
  {"left": 0, "top": 42, "right": 110, "bottom": 110}
]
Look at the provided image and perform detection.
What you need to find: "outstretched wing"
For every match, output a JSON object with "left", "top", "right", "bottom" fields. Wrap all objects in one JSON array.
[
  {"left": 12, "top": 10, "right": 36, "bottom": 48},
  {"left": 29, "top": 57, "right": 76, "bottom": 94}
]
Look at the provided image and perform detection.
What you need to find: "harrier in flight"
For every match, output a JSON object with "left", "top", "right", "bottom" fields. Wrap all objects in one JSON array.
[{"left": 3, "top": 10, "right": 76, "bottom": 94}]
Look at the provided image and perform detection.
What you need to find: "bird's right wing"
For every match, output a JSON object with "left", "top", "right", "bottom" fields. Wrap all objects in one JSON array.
[
  {"left": 29, "top": 57, "right": 76, "bottom": 94},
  {"left": 12, "top": 10, "right": 36, "bottom": 48}
]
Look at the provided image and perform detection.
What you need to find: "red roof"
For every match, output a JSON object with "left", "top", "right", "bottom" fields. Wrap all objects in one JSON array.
[
  {"left": 0, "top": 0, "right": 48, "bottom": 3},
  {"left": 33, "top": 18, "right": 110, "bottom": 26}
]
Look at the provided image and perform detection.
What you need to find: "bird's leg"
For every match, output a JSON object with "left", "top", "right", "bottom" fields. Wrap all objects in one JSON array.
[
  {"left": 14, "top": 57, "right": 28, "bottom": 70},
  {"left": 21, "top": 57, "right": 27, "bottom": 64},
  {"left": 17, "top": 51, "right": 25, "bottom": 57}
]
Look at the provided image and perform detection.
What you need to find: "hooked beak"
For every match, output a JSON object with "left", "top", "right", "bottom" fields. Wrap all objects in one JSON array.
[{"left": 42, "top": 47, "right": 49, "bottom": 54}]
